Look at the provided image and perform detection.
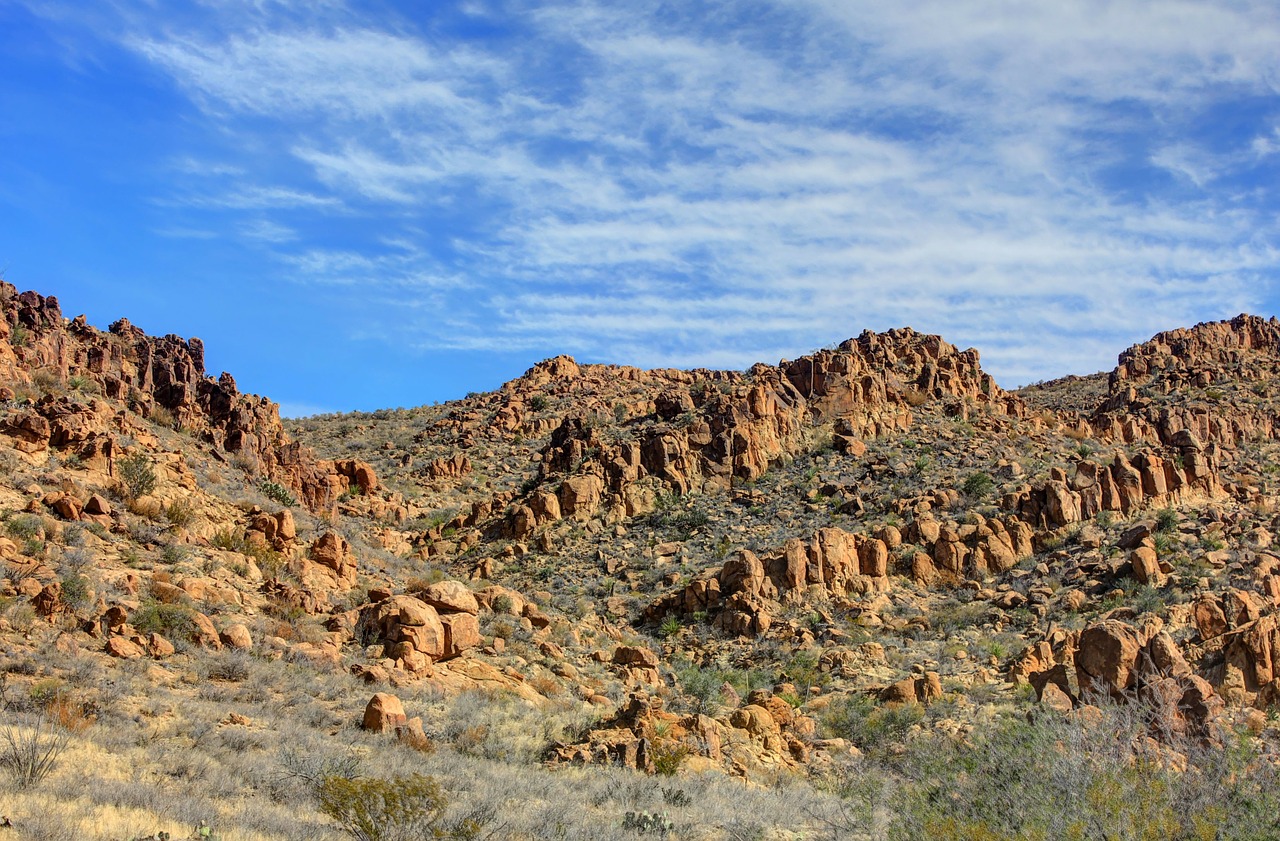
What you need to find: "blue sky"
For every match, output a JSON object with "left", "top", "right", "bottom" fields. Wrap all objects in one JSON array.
[{"left": 2, "top": 1, "right": 1279, "bottom": 416}]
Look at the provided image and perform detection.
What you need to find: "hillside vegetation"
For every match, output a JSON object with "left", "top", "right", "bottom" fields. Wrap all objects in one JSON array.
[{"left": 0, "top": 282, "right": 1279, "bottom": 838}]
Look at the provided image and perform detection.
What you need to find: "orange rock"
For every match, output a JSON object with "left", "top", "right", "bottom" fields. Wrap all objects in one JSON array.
[
  {"left": 420, "top": 580, "right": 479, "bottom": 615},
  {"left": 362, "top": 693, "right": 407, "bottom": 732},
  {"left": 1075, "top": 620, "right": 1143, "bottom": 699},
  {"left": 220, "top": 623, "right": 253, "bottom": 650},
  {"left": 106, "top": 636, "right": 145, "bottom": 658},
  {"left": 439, "top": 612, "right": 480, "bottom": 659}
]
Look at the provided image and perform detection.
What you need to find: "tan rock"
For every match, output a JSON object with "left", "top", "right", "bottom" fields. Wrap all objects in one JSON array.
[
  {"left": 1130, "top": 547, "right": 1164, "bottom": 586},
  {"left": 420, "top": 580, "right": 479, "bottom": 615},
  {"left": 191, "top": 611, "right": 223, "bottom": 650},
  {"left": 220, "top": 623, "right": 253, "bottom": 651},
  {"left": 106, "top": 636, "right": 144, "bottom": 659},
  {"left": 146, "top": 633, "right": 175, "bottom": 658},
  {"left": 362, "top": 692, "right": 407, "bottom": 733},
  {"left": 1075, "top": 620, "right": 1142, "bottom": 699},
  {"left": 612, "top": 646, "right": 660, "bottom": 669},
  {"left": 439, "top": 612, "right": 481, "bottom": 659}
]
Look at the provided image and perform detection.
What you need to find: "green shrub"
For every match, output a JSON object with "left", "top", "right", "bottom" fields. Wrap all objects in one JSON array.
[
  {"left": 258, "top": 479, "right": 297, "bottom": 507},
  {"left": 316, "top": 773, "right": 449, "bottom": 841},
  {"left": 650, "top": 741, "right": 690, "bottom": 776},
  {"left": 821, "top": 694, "right": 924, "bottom": 751},
  {"left": 130, "top": 599, "right": 196, "bottom": 642},
  {"left": 6, "top": 514, "right": 42, "bottom": 542},
  {"left": 117, "top": 452, "right": 157, "bottom": 500},
  {"left": 164, "top": 498, "right": 196, "bottom": 528},
  {"left": 961, "top": 472, "right": 994, "bottom": 500},
  {"left": 66, "top": 374, "right": 99, "bottom": 395},
  {"left": 1156, "top": 507, "right": 1179, "bottom": 533},
  {"left": 59, "top": 573, "right": 91, "bottom": 612},
  {"left": 211, "top": 527, "right": 245, "bottom": 552}
]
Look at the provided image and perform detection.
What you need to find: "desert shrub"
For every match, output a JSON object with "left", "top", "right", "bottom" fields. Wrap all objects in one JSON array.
[
  {"left": 674, "top": 662, "right": 772, "bottom": 715},
  {"left": 961, "top": 472, "right": 994, "bottom": 500},
  {"left": 59, "top": 573, "right": 92, "bottom": 612},
  {"left": 202, "top": 650, "right": 254, "bottom": 683},
  {"left": 164, "top": 498, "right": 196, "bottom": 528},
  {"left": 31, "top": 369, "right": 63, "bottom": 396},
  {"left": 1156, "top": 507, "right": 1179, "bottom": 534},
  {"left": 6, "top": 513, "right": 43, "bottom": 542},
  {"left": 316, "top": 773, "right": 449, "bottom": 841},
  {"left": 648, "top": 506, "right": 709, "bottom": 539},
  {"left": 66, "top": 374, "right": 99, "bottom": 395},
  {"left": 149, "top": 404, "right": 177, "bottom": 429},
  {"left": 0, "top": 714, "right": 69, "bottom": 789},
  {"left": 443, "top": 690, "right": 595, "bottom": 764},
  {"left": 159, "top": 543, "right": 189, "bottom": 565},
  {"left": 247, "top": 543, "right": 286, "bottom": 579},
  {"left": 211, "top": 527, "right": 246, "bottom": 552},
  {"left": 821, "top": 694, "right": 924, "bottom": 752},
  {"left": 650, "top": 741, "right": 691, "bottom": 776},
  {"left": 60, "top": 523, "right": 86, "bottom": 548},
  {"left": 117, "top": 452, "right": 158, "bottom": 500},
  {"left": 821, "top": 701, "right": 1280, "bottom": 840},
  {"left": 130, "top": 599, "right": 197, "bottom": 642},
  {"left": 259, "top": 479, "right": 297, "bottom": 507}
]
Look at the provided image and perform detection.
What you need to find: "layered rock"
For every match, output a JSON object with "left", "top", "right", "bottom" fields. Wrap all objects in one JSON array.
[{"left": 1013, "top": 618, "right": 1224, "bottom": 740}]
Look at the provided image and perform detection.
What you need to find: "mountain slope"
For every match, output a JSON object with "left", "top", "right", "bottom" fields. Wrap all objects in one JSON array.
[{"left": 1, "top": 281, "right": 1280, "bottom": 838}]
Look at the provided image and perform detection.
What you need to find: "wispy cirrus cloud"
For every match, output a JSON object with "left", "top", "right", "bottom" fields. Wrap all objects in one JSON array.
[{"left": 46, "top": 0, "right": 1280, "bottom": 388}]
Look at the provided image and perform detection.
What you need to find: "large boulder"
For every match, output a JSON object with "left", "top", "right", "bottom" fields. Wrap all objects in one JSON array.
[{"left": 1075, "top": 620, "right": 1143, "bottom": 700}]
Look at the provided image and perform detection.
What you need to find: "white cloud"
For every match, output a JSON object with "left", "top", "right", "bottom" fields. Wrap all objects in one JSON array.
[{"left": 111, "top": 0, "right": 1280, "bottom": 386}]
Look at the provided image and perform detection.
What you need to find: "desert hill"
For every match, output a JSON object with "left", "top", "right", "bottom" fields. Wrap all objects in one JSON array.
[{"left": 0, "top": 281, "right": 1279, "bottom": 838}]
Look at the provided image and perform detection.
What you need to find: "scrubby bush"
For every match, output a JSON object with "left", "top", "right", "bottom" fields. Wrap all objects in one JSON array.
[
  {"left": 819, "top": 701, "right": 1280, "bottom": 840},
  {"left": 130, "top": 599, "right": 197, "bottom": 642},
  {"left": 0, "top": 714, "right": 69, "bottom": 789},
  {"left": 117, "top": 452, "right": 158, "bottom": 500},
  {"left": 164, "top": 498, "right": 196, "bottom": 528},
  {"left": 961, "top": 472, "right": 994, "bottom": 500},
  {"left": 821, "top": 693, "right": 924, "bottom": 752},
  {"left": 316, "top": 773, "right": 452, "bottom": 841},
  {"left": 258, "top": 479, "right": 297, "bottom": 507}
]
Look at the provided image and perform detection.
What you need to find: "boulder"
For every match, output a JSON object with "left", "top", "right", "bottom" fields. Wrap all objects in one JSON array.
[
  {"left": 362, "top": 693, "right": 407, "bottom": 733},
  {"left": 1075, "top": 620, "right": 1143, "bottom": 700},
  {"left": 420, "top": 580, "right": 479, "bottom": 615}
]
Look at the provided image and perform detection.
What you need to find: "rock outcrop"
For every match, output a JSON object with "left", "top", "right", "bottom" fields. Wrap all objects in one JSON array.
[{"left": 0, "top": 283, "right": 374, "bottom": 513}]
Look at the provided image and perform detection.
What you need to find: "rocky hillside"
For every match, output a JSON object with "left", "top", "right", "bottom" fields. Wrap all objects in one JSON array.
[{"left": 2, "top": 281, "right": 1280, "bottom": 839}]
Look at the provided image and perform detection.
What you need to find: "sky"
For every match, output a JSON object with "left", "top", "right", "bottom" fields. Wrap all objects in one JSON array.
[{"left": 2, "top": 1, "right": 1279, "bottom": 416}]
